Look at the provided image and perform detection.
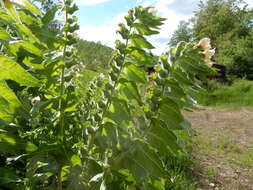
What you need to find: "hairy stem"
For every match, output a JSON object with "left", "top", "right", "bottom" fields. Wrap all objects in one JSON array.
[
  {"left": 101, "top": 27, "right": 132, "bottom": 119},
  {"left": 59, "top": 0, "right": 68, "bottom": 140},
  {"left": 58, "top": 0, "right": 68, "bottom": 189}
]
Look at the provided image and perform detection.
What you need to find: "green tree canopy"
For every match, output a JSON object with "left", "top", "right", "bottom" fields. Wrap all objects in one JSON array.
[
  {"left": 168, "top": 21, "right": 193, "bottom": 47},
  {"left": 192, "top": 0, "right": 253, "bottom": 79},
  {"left": 76, "top": 39, "right": 114, "bottom": 72}
]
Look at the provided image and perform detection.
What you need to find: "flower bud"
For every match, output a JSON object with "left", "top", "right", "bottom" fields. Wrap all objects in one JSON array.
[{"left": 31, "top": 96, "right": 40, "bottom": 104}]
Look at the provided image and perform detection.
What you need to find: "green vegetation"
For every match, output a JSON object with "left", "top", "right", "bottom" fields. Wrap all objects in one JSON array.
[
  {"left": 168, "top": 21, "right": 193, "bottom": 47},
  {"left": 76, "top": 39, "right": 113, "bottom": 72},
  {"left": 0, "top": 0, "right": 213, "bottom": 189},
  {"left": 170, "top": 0, "right": 253, "bottom": 79},
  {"left": 198, "top": 79, "right": 253, "bottom": 107}
]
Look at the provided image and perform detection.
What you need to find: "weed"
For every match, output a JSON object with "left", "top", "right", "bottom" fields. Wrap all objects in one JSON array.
[
  {"left": 198, "top": 79, "right": 253, "bottom": 107},
  {"left": 206, "top": 167, "right": 216, "bottom": 178}
]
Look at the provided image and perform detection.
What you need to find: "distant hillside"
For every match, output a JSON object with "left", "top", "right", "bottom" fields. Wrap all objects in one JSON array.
[{"left": 76, "top": 39, "right": 114, "bottom": 72}]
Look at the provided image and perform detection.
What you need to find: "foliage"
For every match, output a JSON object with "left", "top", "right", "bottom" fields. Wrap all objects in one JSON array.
[
  {"left": 168, "top": 21, "right": 193, "bottom": 47},
  {"left": 0, "top": 1, "right": 212, "bottom": 189},
  {"left": 198, "top": 79, "right": 253, "bottom": 107},
  {"left": 76, "top": 39, "right": 113, "bottom": 72},
  {"left": 192, "top": 0, "right": 253, "bottom": 79}
]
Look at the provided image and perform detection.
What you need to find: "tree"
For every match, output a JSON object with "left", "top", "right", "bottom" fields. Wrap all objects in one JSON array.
[
  {"left": 76, "top": 39, "right": 114, "bottom": 72},
  {"left": 168, "top": 21, "right": 193, "bottom": 47},
  {"left": 193, "top": 0, "right": 253, "bottom": 79}
]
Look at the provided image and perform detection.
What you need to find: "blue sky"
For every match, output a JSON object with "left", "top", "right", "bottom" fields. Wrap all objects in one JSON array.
[{"left": 76, "top": 0, "right": 253, "bottom": 54}]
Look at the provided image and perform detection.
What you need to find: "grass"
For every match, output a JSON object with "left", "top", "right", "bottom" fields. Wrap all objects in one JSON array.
[
  {"left": 198, "top": 79, "right": 253, "bottom": 107},
  {"left": 164, "top": 131, "right": 198, "bottom": 190}
]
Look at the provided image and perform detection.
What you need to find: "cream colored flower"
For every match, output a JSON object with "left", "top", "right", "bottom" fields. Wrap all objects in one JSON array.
[
  {"left": 198, "top": 38, "right": 211, "bottom": 51},
  {"left": 203, "top": 48, "right": 215, "bottom": 60},
  {"left": 202, "top": 49, "right": 215, "bottom": 67}
]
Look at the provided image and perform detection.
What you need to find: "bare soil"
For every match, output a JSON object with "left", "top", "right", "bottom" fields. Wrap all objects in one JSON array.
[{"left": 184, "top": 107, "right": 253, "bottom": 190}]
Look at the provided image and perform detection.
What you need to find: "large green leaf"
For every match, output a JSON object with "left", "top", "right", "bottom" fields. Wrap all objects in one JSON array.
[
  {"left": 0, "top": 28, "right": 11, "bottom": 40},
  {"left": 158, "top": 97, "right": 184, "bottom": 130},
  {"left": 122, "top": 62, "right": 147, "bottom": 83},
  {"left": 127, "top": 47, "right": 156, "bottom": 66},
  {"left": 129, "top": 33, "right": 154, "bottom": 49},
  {"left": 23, "top": 0, "right": 42, "bottom": 16},
  {"left": 106, "top": 97, "right": 131, "bottom": 125},
  {"left": 0, "top": 54, "right": 39, "bottom": 86},
  {"left": 118, "top": 80, "right": 141, "bottom": 104},
  {"left": 0, "top": 9, "right": 14, "bottom": 23},
  {"left": 0, "top": 133, "right": 37, "bottom": 154},
  {"left": 42, "top": 5, "right": 58, "bottom": 24},
  {"left": 0, "top": 80, "right": 21, "bottom": 121},
  {"left": 112, "top": 139, "right": 164, "bottom": 179},
  {"left": 15, "top": 23, "right": 41, "bottom": 43},
  {"left": 132, "top": 23, "right": 159, "bottom": 36},
  {"left": 3, "top": 0, "right": 21, "bottom": 23},
  {"left": 9, "top": 40, "right": 43, "bottom": 56},
  {"left": 147, "top": 118, "right": 181, "bottom": 155}
]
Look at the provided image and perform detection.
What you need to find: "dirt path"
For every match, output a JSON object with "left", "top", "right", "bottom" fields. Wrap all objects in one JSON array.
[{"left": 184, "top": 107, "right": 253, "bottom": 190}]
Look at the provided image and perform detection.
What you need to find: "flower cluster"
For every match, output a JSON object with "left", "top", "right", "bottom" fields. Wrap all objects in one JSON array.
[{"left": 198, "top": 38, "right": 215, "bottom": 66}]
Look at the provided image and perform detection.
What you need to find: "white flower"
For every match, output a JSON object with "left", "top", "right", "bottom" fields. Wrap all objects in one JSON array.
[
  {"left": 198, "top": 38, "right": 211, "bottom": 51},
  {"left": 31, "top": 96, "right": 41, "bottom": 104},
  {"left": 203, "top": 48, "right": 215, "bottom": 60}
]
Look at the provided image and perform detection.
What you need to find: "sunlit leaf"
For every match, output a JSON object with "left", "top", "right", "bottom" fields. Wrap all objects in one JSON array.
[{"left": 0, "top": 54, "right": 40, "bottom": 86}]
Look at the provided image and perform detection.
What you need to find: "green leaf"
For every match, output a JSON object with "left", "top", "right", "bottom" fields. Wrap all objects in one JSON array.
[
  {"left": 30, "top": 97, "right": 59, "bottom": 117},
  {"left": 129, "top": 33, "right": 154, "bottom": 49},
  {"left": 122, "top": 62, "right": 147, "bottom": 83},
  {"left": 127, "top": 47, "right": 156, "bottom": 66},
  {"left": 15, "top": 23, "right": 41, "bottom": 43},
  {"left": 132, "top": 23, "right": 159, "bottom": 36},
  {"left": 113, "top": 139, "right": 164, "bottom": 179},
  {"left": 0, "top": 28, "right": 11, "bottom": 40},
  {"left": 106, "top": 98, "right": 131, "bottom": 125},
  {"left": 0, "top": 54, "right": 40, "bottom": 86},
  {"left": 42, "top": 5, "right": 58, "bottom": 24},
  {"left": 19, "top": 10, "right": 41, "bottom": 25},
  {"left": 147, "top": 118, "right": 181, "bottom": 155},
  {"left": 0, "top": 133, "right": 37, "bottom": 154},
  {"left": 0, "top": 80, "right": 21, "bottom": 121},
  {"left": 0, "top": 9, "right": 14, "bottom": 23},
  {"left": 3, "top": 0, "right": 21, "bottom": 23},
  {"left": 25, "top": 142, "right": 38, "bottom": 152},
  {"left": 95, "top": 122, "right": 118, "bottom": 150},
  {"left": 24, "top": 0, "right": 42, "bottom": 16},
  {"left": 158, "top": 97, "right": 184, "bottom": 130},
  {"left": 9, "top": 41, "right": 43, "bottom": 56},
  {"left": 0, "top": 167, "right": 21, "bottom": 185},
  {"left": 164, "top": 78, "right": 186, "bottom": 99},
  {"left": 171, "top": 67, "right": 193, "bottom": 86},
  {"left": 71, "top": 155, "right": 82, "bottom": 167},
  {"left": 118, "top": 80, "right": 141, "bottom": 104}
]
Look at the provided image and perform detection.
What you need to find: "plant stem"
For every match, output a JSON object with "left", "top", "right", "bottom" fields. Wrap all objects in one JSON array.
[
  {"left": 58, "top": 1, "right": 68, "bottom": 189},
  {"left": 58, "top": 165, "right": 62, "bottom": 190},
  {"left": 101, "top": 27, "right": 132, "bottom": 119},
  {"left": 59, "top": 0, "right": 68, "bottom": 140}
]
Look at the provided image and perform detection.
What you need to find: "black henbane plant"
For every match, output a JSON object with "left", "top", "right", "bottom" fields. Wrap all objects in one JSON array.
[{"left": 0, "top": 1, "right": 213, "bottom": 189}]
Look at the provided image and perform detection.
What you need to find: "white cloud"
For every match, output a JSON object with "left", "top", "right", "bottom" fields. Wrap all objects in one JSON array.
[
  {"left": 244, "top": 0, "right": 253, "bottom": 8},
  {"left": 76, "top": 0, "right": 111, "bottom": 6},
  {"left": 78, "top": 0, "right": 194, "bottom": 54},
  {"left": 78, "top": 12, "right": 125, "bottom": 48}
]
